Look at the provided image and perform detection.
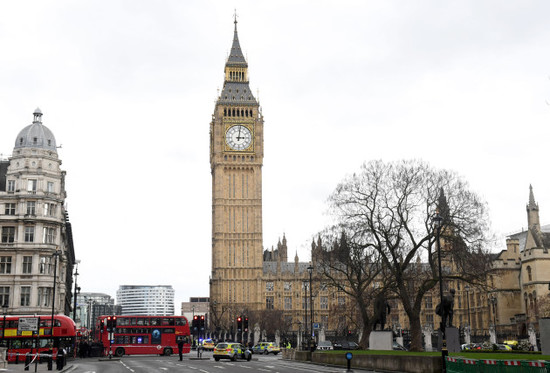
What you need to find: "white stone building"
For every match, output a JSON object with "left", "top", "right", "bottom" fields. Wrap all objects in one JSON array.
[{"left": 0, "top": 108, "right": 76, "bottom": 316}]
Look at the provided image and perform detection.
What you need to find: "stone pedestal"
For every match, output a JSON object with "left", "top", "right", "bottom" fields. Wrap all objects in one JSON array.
[
  {"left": 423, "top": 326, "right": 433, "bottom": 352},
  {"left": 528, "top": 323, "right": 538, "bottom": 352},
  {"left": 437, "top": 327, "right": 460, "bottom": 353},
  {"left": 464, "top": 325, "right": 471, "bottom": 346},
  {"left": 539, "top": 318, "right": 550, "bottom": 355},
  {"left": 489, "top": 325, "right": 496, "bottom": 344},
  {"left": 369, "top": 331, "right": 392, "bottom": 350},
  {"left": 275, "top": 330, "right": 280, "bottom": 347},
  {"left": 254, "top": 324, "right": 261, "bottom": 345}
]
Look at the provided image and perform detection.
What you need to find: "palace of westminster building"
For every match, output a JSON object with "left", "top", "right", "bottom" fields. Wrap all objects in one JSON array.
[
  {"left": 207, "top": 19, "right": 550, "bottom": 340},
  {"left": 0, "top": 18, "right": 548, "bottom": 342}
]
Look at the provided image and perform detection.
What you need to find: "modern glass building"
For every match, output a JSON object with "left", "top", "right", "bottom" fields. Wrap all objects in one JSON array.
[{"left": 116, "top": 285, "right": 174, "bottom": 315}]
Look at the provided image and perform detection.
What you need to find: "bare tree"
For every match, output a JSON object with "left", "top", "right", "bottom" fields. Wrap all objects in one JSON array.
[
  {"left": 314, "top": 231, "right": 389, "bottom": 348},
  {"left": 327, "top": 160, "right": 493, "bottom": 351}
]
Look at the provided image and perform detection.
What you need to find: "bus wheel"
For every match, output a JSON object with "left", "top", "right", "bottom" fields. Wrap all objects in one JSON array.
[
  {"left": 115, "top": 348, "right": 125, "bottom": 357},
  {"left": 163, "top": 348, "right": 172, "bottom": 356}
]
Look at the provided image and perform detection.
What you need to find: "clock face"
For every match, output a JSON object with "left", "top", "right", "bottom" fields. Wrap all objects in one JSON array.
[{"left": 225, "top": 125, "right": 252, "bottom": 151}]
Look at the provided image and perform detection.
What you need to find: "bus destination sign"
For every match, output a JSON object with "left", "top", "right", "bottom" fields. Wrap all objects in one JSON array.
[{"left": 18, "top": 317, "right": 39, "bottom": 332}]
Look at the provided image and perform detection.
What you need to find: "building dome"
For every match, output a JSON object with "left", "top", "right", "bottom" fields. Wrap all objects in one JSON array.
[{"left": 14, "top": 108, "right": 57, "bottom": 152}]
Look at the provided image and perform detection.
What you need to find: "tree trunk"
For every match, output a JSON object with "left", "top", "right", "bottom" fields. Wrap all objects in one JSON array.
[
  {"left": 359, "top": 325, "right": 371, "bottom": 349},
  {"left": 409, "top": 313, "right": 423, "bottom": 351}
]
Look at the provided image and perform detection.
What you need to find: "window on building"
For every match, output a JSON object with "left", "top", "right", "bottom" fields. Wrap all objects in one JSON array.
[
  {"left": 1, "top": 227, "right": 15, "bottom": 243},
  {"left": 426, "top": 314, "right": 434, "bottom": 329},
  {"left": 20, "top": 286, "right": 31, "bottom": 306},
  {"left": 4, "top": 203, "right": 16, "bottom": 215},
  {"left": 24, "top": 226, "right": 34, "bottom": 242},
  {"left": 27, "top": 180, "right": 37, "bottom": 193},
  {"left": 22, "top": 256, "right": 32, "bottom": 274},
  {"left": 0, "top": 257, "right": 12, "bottom": 274},
  {"left": 265, "top": 296, "right": 274, "bottom": 310},
  {"left": 283, "top": 282, "right": 292, "bottom": 291},
  {"left": 43, "top": 227, "right": 56, "bottom": 244},
  {"left": 0, "top": 287, "right": 9, "bottom": 307},
  {"left": 44, "top": 203, "right": 56, "bottom": 216},
  {"left": 47, "top": 182, "right": 54, "bottom": 193},
  {"left": 284, "top": 296, "right": 292, "bottom": 310},
  {"left": 26, "top": 201, "right": 36, "bottom": 215},
  {"left": 527, "top": 266, "right": 532, "bottom": 281},
  {"left": 338, "top": 296, "right": 346, "bottom": 306},
  {"left": 302, "top": 297, "right": 310, "bottom": 310},
  {"left": 40, "top": 257, "right": 52, "bottom": 274},
  {"left": 265, "top": 282, "right": 274, "bottom": 292},
  {"left": 425, "top": 296, "right": 433, "bottom": 310},
  {"left": 320, "top": 296, "right": 328, "bottom": 310},
  {"left": 7, "top": 180, "right": 15, "bottom": 192},
  {"left": 38, "top": 287, "right": 52, "bottom": 307}
]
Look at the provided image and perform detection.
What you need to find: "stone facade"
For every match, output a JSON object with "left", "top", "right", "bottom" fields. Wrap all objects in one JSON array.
[{"left": 0, "top": 109, "right": 75, "bottom": 317}]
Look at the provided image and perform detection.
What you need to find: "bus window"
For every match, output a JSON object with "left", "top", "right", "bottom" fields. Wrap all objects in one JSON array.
[
  {"left": 137, "top": 319, "right": 144, "bottom": 326},
  {"left": 143, "top": 318, "right": 150, "bottom": 326},
  {"left": 130, "top": 318, "right": 137, "bottom": 326},
  {"left": 151, "top": 318, "right": 160, "bottom": 326}
]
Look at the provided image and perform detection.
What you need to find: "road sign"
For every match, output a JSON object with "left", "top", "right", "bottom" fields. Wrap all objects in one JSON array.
[
  {"left": 18, "top": 317, "right": 39, "bottom": 332},
  {"left": 313, "top": 323, "right": 320, "bottom": 329}
]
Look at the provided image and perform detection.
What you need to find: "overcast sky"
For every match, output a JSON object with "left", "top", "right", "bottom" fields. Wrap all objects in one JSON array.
[{"left": 1, "top": 1, "right": 549, "bottom": 310}]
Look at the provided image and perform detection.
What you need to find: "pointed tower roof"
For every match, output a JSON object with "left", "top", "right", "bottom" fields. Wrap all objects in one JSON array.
[
  {"left": 528, "top": 184, "right": 538, "bottom": 210},
  {"left": 217, "top": 16, "right": 257, "bottom": 106},
  {"left": 226, "top": 17, "right": 247, "bottom": 67}
]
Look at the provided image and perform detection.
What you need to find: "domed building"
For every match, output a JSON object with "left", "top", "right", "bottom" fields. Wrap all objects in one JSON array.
[{"left": 0, "top": 108, "right": 76, "bottom": 316}]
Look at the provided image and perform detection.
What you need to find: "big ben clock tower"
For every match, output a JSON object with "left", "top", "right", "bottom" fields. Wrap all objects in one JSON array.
[{"left": 210, "top": 18, "right": 264, "bottom": 324}]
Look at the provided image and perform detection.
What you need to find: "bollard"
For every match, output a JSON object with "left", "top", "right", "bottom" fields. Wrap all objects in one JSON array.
[{"left": 24, "top": 353, "right": 30, "bottom": 370}]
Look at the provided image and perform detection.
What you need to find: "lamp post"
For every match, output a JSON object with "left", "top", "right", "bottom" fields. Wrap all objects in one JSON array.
[
  {"left": 2, "top": 303, "right": 8, "bottom": 345},
  {"left": 490, "top": 296, "right": 497, "bottom": 343},
  {"left": 50, "top": 250, "right": 61, "bottom": 339},
  {"left": 73, "top": 260, "right": 80, "bottom": 322},
  {"left": 465, "top": 285, "right": 471, "bottom": 329},
  {"left": 304, "top": 281, "right": 308, "bottom": 350},
  {"left": 433, "top": 213, "right": 447, "bottom": 372},
  {"left": 307, "top": 263, "right": 314, "bottom": 343}
]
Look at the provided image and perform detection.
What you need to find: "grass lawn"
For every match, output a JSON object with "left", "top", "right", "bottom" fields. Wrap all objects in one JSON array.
[{"left": 319, "top": 349, "right": 550, "bottom": 361}]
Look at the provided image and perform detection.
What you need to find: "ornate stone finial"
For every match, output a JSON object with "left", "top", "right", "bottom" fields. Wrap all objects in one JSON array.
[{"left": 528, "top": 184, "right": 537, "bottom": 209}]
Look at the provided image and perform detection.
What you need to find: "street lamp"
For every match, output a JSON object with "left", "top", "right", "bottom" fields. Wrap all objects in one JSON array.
[
  {"left": 433, "top": 213, "right": 447, "bottom": 372},
  {"left": 2, "top": 303, "right": 8, "bottom": 361},
  {"left": 465, "top": 285, "right": 471, "bottom": 329},
  {"left": 490, "top": 295, "right": 497, "bottom": 343},
  {"left": 73, "top": 260, "right": 80, "bottom": 322},
  {"left": 303, "top": 281, "right": 308, "bottom": 350},
  {"left": 50, "top": 250, "right": 61, "bottom": 338},
  {"left": 307, "top": 263, "right": 314, "bottom": 343}
]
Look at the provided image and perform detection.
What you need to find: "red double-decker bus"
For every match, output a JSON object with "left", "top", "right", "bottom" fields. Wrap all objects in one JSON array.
[
  {"left": 95, "top": 315, "right": 191, "bottom": 357},
  {"left": 0, "top": 315, "right": 76, "bottom": 362}
]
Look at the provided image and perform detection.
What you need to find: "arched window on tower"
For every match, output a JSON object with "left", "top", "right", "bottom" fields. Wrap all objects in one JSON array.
[{"left": 527, "top": 266, "right": 532, "bottom": 281}]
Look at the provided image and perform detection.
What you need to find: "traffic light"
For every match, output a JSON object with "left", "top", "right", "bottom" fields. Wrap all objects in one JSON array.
[
  {"left": 100, "top": 318, "right": 105, "bottom": 332},
  {"left": 106, "top": 316, "right": 112, "bottom": 332},
  {"left": 244, "top": 317, "right": 249, "bottom": 332},
  {"left": 200, "top": 315, "right": 205, "bottom": 330},
  {"left": 193, "top": 315, "right": 199, "bottom": 330},
  {"left": 237, "top": 316, "right": 242, "bottom": 331},
  {"left": 112, "top": 316, "right": 117, "bottom": 329}
]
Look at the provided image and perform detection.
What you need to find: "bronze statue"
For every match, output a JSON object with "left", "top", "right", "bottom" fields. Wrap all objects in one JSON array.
[
  {"left": 372, "top": 293, "right": 391, "bottom": 331},
  {"left": 435, "top": 289, "right": 455, "bottom": 329}
]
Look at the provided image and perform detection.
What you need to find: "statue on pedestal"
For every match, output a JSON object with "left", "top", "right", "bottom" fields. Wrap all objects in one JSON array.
[
  {"left": 373, "top": 293, "right": 391, "bottom": 331},
  {"left": 435, "top": 289, "right": 455, "bottom": 329}
]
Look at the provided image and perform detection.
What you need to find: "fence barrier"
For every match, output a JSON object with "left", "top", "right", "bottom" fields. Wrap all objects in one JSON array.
[{"left": 446, "top": 356, "right": 549, "bottom": 373}]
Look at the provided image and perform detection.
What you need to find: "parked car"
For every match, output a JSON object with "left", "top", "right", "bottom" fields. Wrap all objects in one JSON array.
[
  {"left": 213, "top": 342, "right": 251, "bottom": 361},
  {"left": 251, "top": 342, "right": 281, "bottom": 355},
  {"left": 202, "top": 339, "right": 215, "bottom": 351},
  {"left": 496, "top": 343, "right": 512, "bottom": 351},
  {"left": 333, "top": 341, "right": 359, "bottom": 350},
  {"left": 317, "top": 341, "right": 333, "bottom": 350}
]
